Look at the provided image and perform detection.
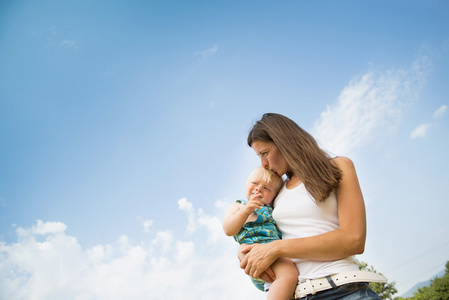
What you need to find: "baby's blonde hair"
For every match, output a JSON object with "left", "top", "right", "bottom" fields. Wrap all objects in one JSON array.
[{"left": 247, "top": 166, "right": 283, "bottom": 193}]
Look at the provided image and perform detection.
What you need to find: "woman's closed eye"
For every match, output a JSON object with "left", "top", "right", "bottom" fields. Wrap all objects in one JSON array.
[{"left": 258, "top": 151, "right": 268, "bottom": 158}]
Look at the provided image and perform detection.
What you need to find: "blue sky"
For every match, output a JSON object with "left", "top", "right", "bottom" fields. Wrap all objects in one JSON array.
[{"left": 1, "top": 1, "right": 448, "bottom": 299}]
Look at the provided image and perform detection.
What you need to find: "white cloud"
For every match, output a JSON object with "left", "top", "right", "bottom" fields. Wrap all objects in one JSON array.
[
  {"left": 0, "top": 208, "right": 264, "bottom": 300},
  {"left": 214, "top": 199, "right": 230, "bottom": 209},
  {"left": 137, "top": 216, "right": 154, "bottom": 233},
  {"left": 16, "top": 220, "right": 67, "bottom": 237},
  {"left": 195, "top": 44, "right": 218, "bottom": 57},
  {"left": 197, "top": 209, "right": 223, "bottom": 244},
  {"left": 151, "top": 230, "right": 174, "bottom": 254},
  {"left": 60, "top": 40, "right": 77, "bottom": 49},
  {"left": 86, "top": 244, "right": 113, "bottom": 264},
  {"left": 143, "top": 219, "right": 153, "bottom": 232},
  {"left": 410, "top": 123, "right": 432, "bottom": 139},
  {"left": 178, "top": 198, "right": 225, "bottom": 243},
  {"left": 409, "top": 105, "right": 446, "bottom": 139},
  {"left": 174, "top": 241, "right": 195, "bottom": 263},
  {"left": 178, "top": 197, "right": 196, "bottom": 233},
  {"left": 434, "top": 105, "right": 447, "bottom": 118},
  {"left": 313, "top": 55, "right": 430, "bottom": 155},
  {"left": 178, "top": 197, "right": 193, "bottom": 211}
]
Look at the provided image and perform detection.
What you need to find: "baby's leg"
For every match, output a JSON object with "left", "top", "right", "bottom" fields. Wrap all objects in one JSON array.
[
  {"left": 237, "top": 244, "right": 266, "bottom": 291},
  {"left": 267, "top": 257, "right": 298, "bottom": 300}
]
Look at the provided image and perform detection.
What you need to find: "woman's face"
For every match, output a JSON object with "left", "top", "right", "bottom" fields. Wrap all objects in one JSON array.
[{"left": 251, "top": 141, "right": 290, "bottom": 177}]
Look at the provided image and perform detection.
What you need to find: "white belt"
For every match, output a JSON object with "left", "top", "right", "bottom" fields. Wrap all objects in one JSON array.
[{"left": 294, "top": 271, "right": 386, "bottom": 299}]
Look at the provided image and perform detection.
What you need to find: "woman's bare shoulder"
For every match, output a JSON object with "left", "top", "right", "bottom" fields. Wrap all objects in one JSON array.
[{"left": 332, "top": 156, "right": 354, "bottom": 168}]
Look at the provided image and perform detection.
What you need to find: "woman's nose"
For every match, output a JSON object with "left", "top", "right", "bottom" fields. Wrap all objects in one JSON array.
[{"left": 261, "top": 157, "right": 268, "bottom": 168}]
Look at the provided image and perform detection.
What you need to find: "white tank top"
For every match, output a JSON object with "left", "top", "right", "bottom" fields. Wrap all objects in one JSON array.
[{"left": 272, "top": 182, "right": 358, "bottom": 282}]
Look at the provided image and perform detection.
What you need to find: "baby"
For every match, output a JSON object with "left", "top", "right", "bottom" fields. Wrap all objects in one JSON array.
[{"left": 223, "top": 166, "right": 298, "bottom": 300}]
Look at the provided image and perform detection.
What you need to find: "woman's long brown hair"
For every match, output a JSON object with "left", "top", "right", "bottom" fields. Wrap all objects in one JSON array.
[{"left": 247, "top": 113, "right": 341, "bottom": 202}]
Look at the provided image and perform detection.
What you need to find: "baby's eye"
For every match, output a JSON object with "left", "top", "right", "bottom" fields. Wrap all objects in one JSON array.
[{"left": 264, "top": 186, "right": 270, "bottom": 191}]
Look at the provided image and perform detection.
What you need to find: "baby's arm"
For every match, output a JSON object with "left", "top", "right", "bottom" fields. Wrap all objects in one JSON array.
[{"left": 222, "top": 198, "right": 264, "bottom": 236}]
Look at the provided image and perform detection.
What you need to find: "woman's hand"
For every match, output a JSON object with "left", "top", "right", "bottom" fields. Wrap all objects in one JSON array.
[{"left": 239, "top": 243, "right": 278, "bottom": 282}]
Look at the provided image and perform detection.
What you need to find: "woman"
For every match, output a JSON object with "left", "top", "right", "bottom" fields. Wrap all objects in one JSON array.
[{"left": 240, "top": 113, "right": 385, "bottom": 299}]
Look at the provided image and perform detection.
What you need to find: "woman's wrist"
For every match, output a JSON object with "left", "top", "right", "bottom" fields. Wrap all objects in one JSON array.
[{"left": 269, "top": 239, "right": 284, "bottom": 259}]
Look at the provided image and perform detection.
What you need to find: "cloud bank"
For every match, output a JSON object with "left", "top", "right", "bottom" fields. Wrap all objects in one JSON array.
[
  {"left": 312, "top": 54, "right": 430, "bottom": 154},
  {"left": 0, "top": 200, "right": 263, "bottom": 300}
]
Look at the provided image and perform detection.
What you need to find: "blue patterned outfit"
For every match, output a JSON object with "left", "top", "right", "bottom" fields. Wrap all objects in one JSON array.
[{"left": 233, "top": 199, "right": 282, "bottom": 291}]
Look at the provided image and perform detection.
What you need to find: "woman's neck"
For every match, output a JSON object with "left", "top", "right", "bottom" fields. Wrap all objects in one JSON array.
[{"left": 286, "top": 174, "right": 302, "bottom": 189}]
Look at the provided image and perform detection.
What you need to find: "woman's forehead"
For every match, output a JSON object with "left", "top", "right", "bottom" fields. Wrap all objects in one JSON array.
[{"left": 252, "top": 140, "right": 272, "bottom": 151}]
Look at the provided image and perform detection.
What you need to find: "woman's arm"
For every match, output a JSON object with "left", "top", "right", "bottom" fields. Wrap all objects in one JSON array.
[{"left": 240, "top": 156, "right": 367, "bottom": 279}]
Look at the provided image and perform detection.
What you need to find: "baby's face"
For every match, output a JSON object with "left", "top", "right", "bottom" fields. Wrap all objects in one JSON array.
[{"left": 245, "top": 169, "right": 279, "bottom": 206}]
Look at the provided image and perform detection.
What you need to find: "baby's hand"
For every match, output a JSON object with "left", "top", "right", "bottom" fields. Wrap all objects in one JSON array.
[
  {"left": 244, "top": 195, "right": 264, "bottom": 215},
  {"left": 249, "top": 191, "right": 262, "bottom": 200}
]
